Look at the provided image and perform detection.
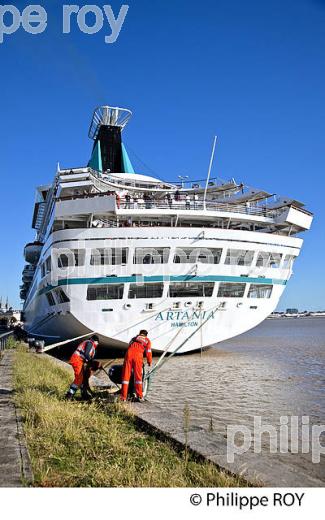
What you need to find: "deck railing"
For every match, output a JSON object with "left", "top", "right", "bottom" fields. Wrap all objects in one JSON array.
[
  {"left": 89, "top": 169, "right": 227, "bottom": 191},
  {"left": 117, "top": 200, "right": 286, "bottom": 219},
  {"left": 56, "top": 191, "right": 288, "bottom": 219}
]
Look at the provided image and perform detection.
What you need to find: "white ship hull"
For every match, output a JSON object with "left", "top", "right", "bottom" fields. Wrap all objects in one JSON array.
[
  {"left": 21, "top": 106, "right": 312, "bottom": 354},
  {"left": 23, "top": 226, "right": 302, "bottom": 354}
]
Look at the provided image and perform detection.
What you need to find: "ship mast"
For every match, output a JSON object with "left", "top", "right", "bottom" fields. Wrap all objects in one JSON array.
[{"left": 203, "top": 135, "right": 217, "bottom": 210}]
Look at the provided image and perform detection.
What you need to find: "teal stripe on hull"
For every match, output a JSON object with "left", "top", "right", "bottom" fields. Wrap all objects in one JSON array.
[{"left": 38, "top": 274, "right": 287, "bottom": 295}]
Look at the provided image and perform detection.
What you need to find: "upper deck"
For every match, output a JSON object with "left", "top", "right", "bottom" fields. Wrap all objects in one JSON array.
[{"left": 31, "top": 167, "right": 313, "bottom": 241}]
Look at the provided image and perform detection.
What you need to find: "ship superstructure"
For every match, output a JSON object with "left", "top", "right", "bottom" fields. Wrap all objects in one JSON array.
[{"left": 21, "top": 106, "right": 313, "bottom": 353}]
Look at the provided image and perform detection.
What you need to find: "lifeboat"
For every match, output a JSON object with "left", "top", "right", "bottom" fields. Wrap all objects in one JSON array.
[
  {"left": 22, "top": 264, "right": 36, "bottom": 283},
  {"left": 20, "top": 289, "right": 27, "bottom": 300},
  {"left": 24, "top": 241, "right": 43, "bottom": 265},
  {"left": 20, "top": 283, "right": 29, "bottom": 300}
]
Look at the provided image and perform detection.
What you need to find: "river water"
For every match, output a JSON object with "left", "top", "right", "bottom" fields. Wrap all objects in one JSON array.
[{"left": 146, "top": 317, "right": 325, "bottom": 482}]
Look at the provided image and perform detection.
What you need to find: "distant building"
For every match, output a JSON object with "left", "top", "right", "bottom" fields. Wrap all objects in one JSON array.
[
  {"left": 286, "top": 308, "right": 299, "bottom": 314},
  {"left": 0, "top": 296, "right": 9, "bottom": 314},
  {"left": 0, "top": 297, "right": 21, "bottom": 328}
]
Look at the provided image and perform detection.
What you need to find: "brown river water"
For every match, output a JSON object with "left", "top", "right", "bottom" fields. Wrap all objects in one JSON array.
[{"left": 96, "top": 317, "right": 325, "bottom": 482}]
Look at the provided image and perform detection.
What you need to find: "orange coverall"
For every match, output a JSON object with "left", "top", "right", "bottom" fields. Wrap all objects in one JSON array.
[
  {"left": 121, "top": 335, "right": 152, "bottom": 400},
  {"left": 68, "top": 339, "right": 98, "bottom": 394}
]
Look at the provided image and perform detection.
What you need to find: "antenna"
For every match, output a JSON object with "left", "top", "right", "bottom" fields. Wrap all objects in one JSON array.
[
  {"left": 178, "top": 175, "right": 189, "bottom": 188},
  {"left": 204, "top": 136, "right": 217, "bottom": 210}
]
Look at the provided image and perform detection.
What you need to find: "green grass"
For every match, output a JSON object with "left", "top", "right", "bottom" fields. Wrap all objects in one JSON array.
[
  {"left": 6, "top": 335, "right": 16, "bottom": 349},
  {"left": 13, "top": 345, "right": 245, "bottom": 487}
]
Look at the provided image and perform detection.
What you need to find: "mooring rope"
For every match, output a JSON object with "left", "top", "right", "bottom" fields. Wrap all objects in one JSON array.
[
  {"left": 111, "top": 303, "right": 172, "bottom": 339},
  {"left": 150, "top": 316, "right": 193, "bottom": 372},
  {"left": 42, "top": 332, "right": 94, "bottom": 352},
  {"left": 39, "top": 304, "right": 219, "bottom": 398},
  {"left": 144, "top": 305, "right": 219, "bottom": 394}
]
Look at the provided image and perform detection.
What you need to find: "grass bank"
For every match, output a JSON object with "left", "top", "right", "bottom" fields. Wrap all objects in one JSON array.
[{"left": 13, "top": 345, "right": 244, "bottom": 487}]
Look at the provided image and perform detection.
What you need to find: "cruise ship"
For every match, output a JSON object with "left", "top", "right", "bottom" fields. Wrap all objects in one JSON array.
[{"left": 21, "top": 106, "right": 313, "bottom": 353}]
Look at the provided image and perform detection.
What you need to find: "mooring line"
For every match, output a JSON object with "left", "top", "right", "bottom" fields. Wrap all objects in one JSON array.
[
  {"left": 145, "top": 306, "right": 218, "bottom": 379},
  {"left": 42, "top": 332, "right": 94, "bottom": 352},
  {"left": 144, "top": 304, "right": 219, "bottom": 393}
]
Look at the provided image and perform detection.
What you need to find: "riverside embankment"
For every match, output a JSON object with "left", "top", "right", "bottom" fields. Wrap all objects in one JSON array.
[
  {"left": 0, "top": 341, "right": 33, "bottom": 487},
  {"left": 2, "top": 331, "right": 324, "bottom": 487},
  {"left": 7, "top": 343, "right": 243, "bottom": 487}
]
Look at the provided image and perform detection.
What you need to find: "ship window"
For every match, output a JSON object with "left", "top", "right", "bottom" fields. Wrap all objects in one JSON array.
[
  {"left": 54, "top": 288, "right": 70, "bottom": 304},
  {"left": 58, "top": 249, "right": 85, "bottom": 268},
  {"left": 283, "top": 255, "right": 295, "bottom": 270},
  {"left": 173, "top": 248, "right": 222, "bottom": 264},
  {"left": 45, "top": 256, "right": 52, "bottom": 274},
  {"left": 41, "top": 263, "right": 46, "bottom": 277},
  {"left": 87, "top": 284, "right": 124, "bottom": 300},
  {"left": 168, "top": 282, "right": 214, "bottom": 298},
  {"left": 128, "top": 283, "right": 164, "bottom": 299},
  {"left": 45, "top": 292, "right": 56, "bottom": 306},
  {"left": 225, "top": 249, "right": 254, "bottom": 266},
  {"left": 90, "top": 248, "right": 128, "bottom": 266},
  {"left": 133, "top": 248, "right": 170, "bottom": 264},
  {"left": 256, "top": 252, "right": 282, "bottom": 268},
  {"left": 217, "top": 283, "right": 246, "bottom": 298},
  {"left": 248, "top": 284, "right": 273, "bottom": 298}
]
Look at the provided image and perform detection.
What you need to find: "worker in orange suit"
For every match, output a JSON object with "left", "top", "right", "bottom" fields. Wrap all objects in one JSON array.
[
  {"left": 65, "top": 335, "right": 100, "bottom": 400},
  {"left": 121, "top": 329, "right": 152, "bottom": 402}
]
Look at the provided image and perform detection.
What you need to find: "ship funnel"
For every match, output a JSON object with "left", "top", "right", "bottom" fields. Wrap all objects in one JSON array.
[
  {"left": 88, "top": 106, "right": 132, "bottom": 140},
  {"left": 88, "top": 105, "right": 134, "bottom": 174}
]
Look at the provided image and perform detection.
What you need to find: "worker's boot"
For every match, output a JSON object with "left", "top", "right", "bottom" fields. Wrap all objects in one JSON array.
[
  {"left": 65, "top": 383, "right": 78, "bottom": 400},
  {"left": 81, "top": 385, "right": 93, "bottom": 401},
  {"left": 81, "top": 393, "right": 92, "bottom": 401}
]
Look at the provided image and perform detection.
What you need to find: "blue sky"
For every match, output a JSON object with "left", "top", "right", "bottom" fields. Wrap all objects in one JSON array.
[{"left": 0, "top": 0, "right": 324, "bottom": 310}]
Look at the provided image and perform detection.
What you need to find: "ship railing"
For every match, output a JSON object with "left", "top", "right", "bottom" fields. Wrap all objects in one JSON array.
[
  {"left": 57, "top": 191, "right": 116, "bottom": 201},
  {"left": 118, "top": 199, "right": 286, "bottom": 218},
  {"left": 56, "top": 191, "right": 287, "bottom": 219},
  {"left": 38, "top": 172, "right": 61, "bottom": 240},
  {"left": 89, "top": 168, "right": 238, "bottom": 192},
  {"left": 91, "top": 173, "right": 175, "bottom": 191}
]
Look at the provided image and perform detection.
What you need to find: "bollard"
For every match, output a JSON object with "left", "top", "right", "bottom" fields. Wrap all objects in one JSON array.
[
  {"left": 27, "top": 337, "right": 36, "bottom": 349},
  {"left": 35, "top": 340, "right": 45, "bottom": 353}
]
